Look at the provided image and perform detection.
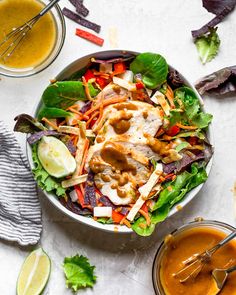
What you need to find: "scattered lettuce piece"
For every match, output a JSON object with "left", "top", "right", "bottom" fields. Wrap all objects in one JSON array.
[
  {"left": 31, "top": 144, "right": 66, "bottom": 197},
  {"left": 42, "top": 81, "right": 98, "bottom": 110},
  {"left": 14, "top": 114, "right": 46, "bottom": 134},
  {"left": 195, "top": 28, "right": 220, "bottom": 64},
  {"left": 130, "top": 52, "right": 168, "bottom": 89},
  {"left": 195, "top": 65, "right": 236, "bottom": 95},
  {"left": 63, "top": 254, "right": 96, "bottom": 292},
  {"left": 192, "top": 1, "right": 235, "bottom": 39},
  {"left": 170, "top": 87, "right": 213, "bottom": 128}
]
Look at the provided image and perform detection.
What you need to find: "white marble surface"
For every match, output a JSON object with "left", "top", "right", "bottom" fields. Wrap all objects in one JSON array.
[{"left": 1, "top": 0, "right": 236, "bottom": 294}]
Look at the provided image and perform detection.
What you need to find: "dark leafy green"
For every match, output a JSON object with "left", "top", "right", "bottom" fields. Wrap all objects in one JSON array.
[
  {"left": 37, "top": 106, "right": 71, "bottom": 120},
  {"left": 42, "top": 81, "right": 98, "bottom": 110},
  {"left": 14, "top": 114, "right": 46, "bottom": 134},
  {"left": 170, "top": 87, "right": 212, "bottom": 128},
  {"left": 130, "top": 52, "right": 168, "bottom": 89}
]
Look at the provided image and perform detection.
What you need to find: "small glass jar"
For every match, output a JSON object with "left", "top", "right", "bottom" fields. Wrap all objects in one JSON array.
[
  {"left": 152, "top": 220, "right": 236, "bottom": 295},
  {"left": 0, "top": 0, "right": 65, "bottom": 78}
]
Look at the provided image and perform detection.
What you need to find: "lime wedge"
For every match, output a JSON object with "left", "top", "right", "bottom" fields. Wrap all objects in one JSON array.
[
  {"left": 17, "top": 248, "right": 51, "bottom": 295},
  {"left": 38, "top": 136, "right": 76, "bottom": 178}
]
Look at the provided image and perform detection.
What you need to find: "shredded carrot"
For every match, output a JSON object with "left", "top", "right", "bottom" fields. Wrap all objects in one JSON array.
[
  {"left": 82, "top": 76, "right": 93, "bottom": 101},
  {"left": 83, "top": 96, "right": 127, "bottom": 117},
  {"left": 59, "top": 120, "right": 66, "bottom": 126},
  {"left": 67, "top": 107, "right": 83, "bottom": 118},
  {"left": 41, "top": 117, "right": 58, "bottom": 130},
  {"left": 120, "top": 217, "right": 131, "bottom": 228},
  {"left": 79, "top": 139, "right": 90, "bottom": 175},
  {"left": 155, "top": 127, "right": 165, "bottom": 137},
  {"left": 72, "top": 135, "right": 79, "bottom": 146},
  {"left": 86, "top": 111, "right": 99, "bottom": 128},
  {"left": 67, "top": 104, "right": 80, "bottom": 110},
  {"left": 162, "top": 134, "right": 173, "bottom": 141},
  {"left": 176, "top": 123, "right": 197, "bottom": 130},
  {"left": 166, "top": 85, "right": 175, "bottom": 108},
  {"left": 80, "top": 183, "right": 85, "bottom": 196},
  {"left": 139, "top": 209, "right": 151, "bottom": 226},
  {"left": 93, "top": 94, "right": 104, "bottom": 132}
]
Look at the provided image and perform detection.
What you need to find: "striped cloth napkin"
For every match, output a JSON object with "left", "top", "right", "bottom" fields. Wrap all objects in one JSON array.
[{"left": 0, "top": 121, "right": 42, "bottom": 246}]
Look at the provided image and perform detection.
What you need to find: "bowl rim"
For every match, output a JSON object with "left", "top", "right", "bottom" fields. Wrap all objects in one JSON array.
[
  {"left": 26, "top": 49, "right": 214, "bottom": 234},
  {"left": 0, "top": 1, "right": 66, "bottom": 78},
  {"left": 152, "top": 219, "right": 236, "bottom": 294}
]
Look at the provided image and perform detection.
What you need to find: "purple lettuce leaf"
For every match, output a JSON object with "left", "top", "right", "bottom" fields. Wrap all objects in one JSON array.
[
  {"left": 14, "top": 114, "right": 46, "bottom": 134},
  {"left": 195, "top": 66, "right": 236, "bottom": 95},
  {"left": 192, "top": 0, "right": 236, "bottom": 39},
  {"left": 27, "top": 130, "right": 61, "bottom": 145},
  {"left": 167, "top": 69, "right": 184, "bottom": 89},
  {"left": 202, "top": 0, "right": 236, "bottom": 15}
]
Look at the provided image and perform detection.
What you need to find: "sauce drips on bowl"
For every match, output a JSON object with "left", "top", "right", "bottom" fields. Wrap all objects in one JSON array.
[
  {"left": 159, "top": 227, "right": 236, "bottom": 295},
  {"left": 0, "top": 0, "right": 56, "bottom": 69}
]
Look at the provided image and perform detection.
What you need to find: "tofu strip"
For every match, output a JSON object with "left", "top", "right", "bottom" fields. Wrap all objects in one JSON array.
[{"left": 126, "top": 163, "right": 163, "bottom": 221}]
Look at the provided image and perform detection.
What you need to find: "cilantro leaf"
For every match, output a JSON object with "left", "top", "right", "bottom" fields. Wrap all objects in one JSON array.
[
  {"left": 31, "top": 144, "right": 66, "bottom": 197},
  {"left": 63, "top": 254, "right": 96, "bottom": 292},
  {"left": 195, "top": 28, "right": 220, "bottom": 64}
]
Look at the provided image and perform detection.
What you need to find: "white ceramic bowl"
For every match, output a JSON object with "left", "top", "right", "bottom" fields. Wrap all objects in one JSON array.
[{"left": 27, "top": 50, "right": 213, "bottom": 234}]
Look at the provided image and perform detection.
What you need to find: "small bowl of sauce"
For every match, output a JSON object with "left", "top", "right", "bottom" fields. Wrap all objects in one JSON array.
[
  {"left": 153, "top": 220, "right": 236, "bottom": 295},
  {"left": 0, "top": 0, "right": 65, "bottom": 77}
]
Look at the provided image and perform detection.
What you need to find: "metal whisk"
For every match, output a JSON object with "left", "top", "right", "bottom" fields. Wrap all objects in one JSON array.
[
  {"left": 0, "top": 0, "right": 60, "bottom": 61},
  {"left": 173, "top": 229, "right": 236, "bottom": 283}
]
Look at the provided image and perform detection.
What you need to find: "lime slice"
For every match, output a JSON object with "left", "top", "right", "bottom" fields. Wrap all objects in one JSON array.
[
  {"left": 38, "top": 136, "right": 76, "bottom": 178},
  {"left": 17, "top": 248, "right": 51, "bottom": 295}
]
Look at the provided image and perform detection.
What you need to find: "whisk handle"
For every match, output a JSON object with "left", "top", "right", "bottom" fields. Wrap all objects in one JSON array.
[
  {"left": 208, "top": 230, "right": 236, "bottom": 256},
  {"left": 227, "top": 265, "right": 236, "bottom": 274},
  {"left": 39, "top": 0, "right": 61, "bottom": 17}
]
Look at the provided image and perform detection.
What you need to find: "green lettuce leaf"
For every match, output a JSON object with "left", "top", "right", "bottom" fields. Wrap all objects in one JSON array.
[
  {"left": 171, "top": 87, "right": 213, "bottom": 129},
  {"left": 153, "top": 163, "right": 207, "bottom": 210},
  {"left": 63, "top": 254, "right": 96, "bottom": 292},
  {"left": 195, "top": 28, "right": 220, "bottom": 64},
  {"left": 37, "top": 106, "right": 71, "bottom": 120},
  {"left": 42, "top": 81, "right": 98, "bottom": 109},
  {"left": 132, "top": 164, "right": 207, "bottom": 236},
  {"left": 31, "top": 144, "right": 66, "bottom": 197},
  {"left": 130, "top": 52, "right": 168, "bottom": 89}
]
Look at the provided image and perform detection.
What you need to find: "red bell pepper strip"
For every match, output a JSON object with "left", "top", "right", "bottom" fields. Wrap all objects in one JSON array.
[
  {"left": 96, "top": 76, "right": 107, "bottom": 89},
  {"left": 75, "top": 28, "right": 104, "bottom": 46},
  {"left": 112, "top": 210, "right": 124, "bottom": 223},
  {"left": 166, "top": 125, "right": 180, "bottom": 137},
  {"left": 84, "top": 69, "right": 95, "bottom": 82},
  {"left": 75, "top": 185, "right": 85, "bottom": 207},
  {"left": 113, "top": 62, "right": 126, "bottom": 75},
  {"left": 141, "top": 202, "right": 148, "bottom": 213},
  {"left": 136, "top": 82, "right": 145, "bottom": 90}
]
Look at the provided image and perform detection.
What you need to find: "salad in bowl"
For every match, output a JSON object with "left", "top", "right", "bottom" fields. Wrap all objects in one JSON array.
[{"left": 14, "top": 51, "right": 213, "bottom": 236}]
